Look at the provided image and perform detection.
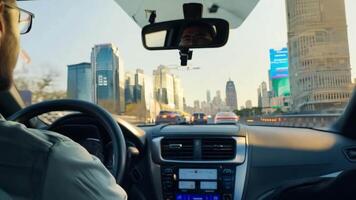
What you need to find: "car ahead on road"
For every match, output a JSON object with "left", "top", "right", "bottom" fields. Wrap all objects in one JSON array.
[
  {"left": 214, "top": 112, "right": 239, "bottom": 124},
  {"left": 156, "top": 111, "right": 184, "bottom": 125},
  {"left": 191, "top": 112, "right": 208, "bottom": 125}
]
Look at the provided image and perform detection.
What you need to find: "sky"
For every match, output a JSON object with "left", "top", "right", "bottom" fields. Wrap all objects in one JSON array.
[{"left": 17, "top": 0, "right": 356, "bottom": 107}]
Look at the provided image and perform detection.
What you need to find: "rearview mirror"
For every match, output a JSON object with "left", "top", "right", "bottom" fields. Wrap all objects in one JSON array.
[{"left": 142, "top": 18, "right": 229, "bottom": 50}]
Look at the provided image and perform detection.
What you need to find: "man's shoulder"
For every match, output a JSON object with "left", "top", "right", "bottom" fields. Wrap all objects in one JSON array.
[
  {"left": 0, "top": 120, "right": 73, "bottom": 151},
  {"left": 0, "top": 120, "right": 80, "bottom": 199},
  {"left": 0, "top": 120, "right": 127, "bottom": 200},
  {"left": 0, "top": 119, "right": 93, "bottom": 162}
]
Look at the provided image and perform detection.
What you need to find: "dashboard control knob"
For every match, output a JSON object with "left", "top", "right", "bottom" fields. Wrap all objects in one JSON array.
[
  {"left": 163, "top": 168, "right": 174, "bottom": 175},
  {"left": 222, "top": 169, "right": 233, "bottom": 175}
]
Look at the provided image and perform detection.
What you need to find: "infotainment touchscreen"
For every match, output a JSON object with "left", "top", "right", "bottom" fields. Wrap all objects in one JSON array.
[
  {"left": 200, "top": 181, "right": 218, "bottom": 190},
  {"left": 178, "top": 181, "right": 196, "bottom": 190},
  {"left": 161, "top": 166, "right": 235, "bottom": 200},
  {"left": 176, "top": 194, "right": 220, "bottom": 200},
  {"left": 179, "top": 169, "right": 217, "bottom": 180}
]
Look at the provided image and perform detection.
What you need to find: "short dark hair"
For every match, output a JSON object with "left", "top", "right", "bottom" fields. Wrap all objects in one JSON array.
[{"left": 183, "top": 22, "right": 217, "bottom": 38}]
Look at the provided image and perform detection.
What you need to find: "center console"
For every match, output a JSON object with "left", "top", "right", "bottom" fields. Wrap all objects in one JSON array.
[
  {"left": 151, "top": 135, "right": 247, "bottom": 200},
  {"left": 161, "top": 165, "right": 236, "bottom": 200}
]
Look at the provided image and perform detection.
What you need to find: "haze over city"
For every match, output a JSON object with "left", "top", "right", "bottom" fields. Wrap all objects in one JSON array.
[{"left": 17, "top": 0, "right": 356, "bottom": 107}]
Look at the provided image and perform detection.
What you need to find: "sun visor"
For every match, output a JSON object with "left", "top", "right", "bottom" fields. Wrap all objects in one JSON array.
[{"left": 114, "top": 0, "right": 260, "bottom": 29}]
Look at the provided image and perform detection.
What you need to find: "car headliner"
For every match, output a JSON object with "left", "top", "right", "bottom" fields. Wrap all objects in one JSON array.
[{"left": 114, "top": 0, "right": 259, "bottom": 29}]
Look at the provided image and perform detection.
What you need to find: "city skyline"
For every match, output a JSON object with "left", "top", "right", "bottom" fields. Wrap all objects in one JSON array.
[
  {"left": 17, "top": 0, "right": 356, "bottom": 107},
  {"left": 67, "top": 48, "right": 236, "bottom": 114}
]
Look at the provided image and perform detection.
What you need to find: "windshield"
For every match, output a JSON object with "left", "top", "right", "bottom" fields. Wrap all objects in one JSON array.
[{"left": 14, "top": 0, "right": 355, "bottom": 128}]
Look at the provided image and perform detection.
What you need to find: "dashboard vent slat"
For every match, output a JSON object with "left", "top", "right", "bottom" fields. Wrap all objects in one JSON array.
[
  {"left": 161, "top": 138, "right": 194, "bottom": 160},
  {"left": 202, "top": 138, "right": 236, "bottom": 160}
]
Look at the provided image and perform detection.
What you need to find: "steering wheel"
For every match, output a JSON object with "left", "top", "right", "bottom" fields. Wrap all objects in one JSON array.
[{"left": 7, "top": 99, "right": 127, "bottom": 183}]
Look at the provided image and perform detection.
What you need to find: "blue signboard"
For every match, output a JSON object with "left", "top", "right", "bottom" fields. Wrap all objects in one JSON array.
[
  {"left": 269, "top": 48, "right": 290, "bottom": 97},
  {"left": 269, "top": 48, "right": 289, "bottom": 79}
]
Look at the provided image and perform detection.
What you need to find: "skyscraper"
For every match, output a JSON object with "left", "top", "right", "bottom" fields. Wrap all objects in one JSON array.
[
  {"left": 260, "top": 81, "right": 269, "bottom": 108},
  {"left": 216, "top": 90, "right": 222, "bottom": 100},
  {"left": 257, "top": 87, "right": 262, "bottom": 108},
  {"left": 141, "top": 74, "right": 154, "bottom": 114},
  {"left": 194, "top": 100, "right": 200, "bottom": 111},
  {"left": 67, "top": 62, "right": 92, "bottom": 102},
  {"left": 153, "top": 65, "right": 175, "bottom": 108},
  {"left": 124, "top": 72, "right": 135, "bottom": 104},
  {"left": 134, "top": 69, "right": 144, "bottom": 103},
  {"left": 225, "top": 79, "right": 238, "bottom": 111},
  {"left": 173, "top": 75, "right": 184, "bottom": 111},
  {"left": 245, "top": 100, "right": 252, "bottom": 109},
  {"left": 91, "top": 44, "right": 125, "bottom": 114},
  {"left": 206, "top": 90, "right": 211, "bottom": 103},
  {"left": 257, "top": 81, "right": 274, "bottom": 113},
  {"left": 134, "top": 69, "right": 154, "bottom": 112},
  {"left": 286, "top": 0, "right": 352, "bottom": 112},
  {"left": 135, "top": 69, "right": 145, "bottom": 86},
  {"left": 124, "top": 69, "right": 155, "bottom": 120}
]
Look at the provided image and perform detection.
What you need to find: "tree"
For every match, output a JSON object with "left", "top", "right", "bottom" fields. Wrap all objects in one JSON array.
[
  {"left": 15, "top": 71, "right": 66, "bottom": 104},
  {"left": 234, "top": 107, "right": 262, "bottom": 117},
  {"left": 273, "top": 108, "right": 284, "bottom": 114}
]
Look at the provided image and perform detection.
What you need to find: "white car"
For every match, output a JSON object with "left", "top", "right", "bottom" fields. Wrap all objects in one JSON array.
[{"left": 214, "top": 112, "right": 239, "bottom": 124}]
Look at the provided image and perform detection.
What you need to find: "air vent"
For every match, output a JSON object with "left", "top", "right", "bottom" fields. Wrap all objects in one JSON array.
[
  {"left": 161, "top": 138, "right": 194, "bottom": 160},
  {"left": 202, "top": 138, "right": 236, "bottom": 160}
]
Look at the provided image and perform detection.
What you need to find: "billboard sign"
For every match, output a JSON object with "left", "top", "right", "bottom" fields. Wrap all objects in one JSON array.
[
  {"left": 272, "top": 77, "right": 290, "bottom": 97},
  {"left": 269, "top": 48, "right": 289, "bottom": 80},
  {"left": 269, "top": 48, "right": 290, "bottom": 97}
]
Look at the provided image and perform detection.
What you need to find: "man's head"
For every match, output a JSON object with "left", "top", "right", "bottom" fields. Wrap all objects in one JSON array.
[
  {"left": 179, "top": 22, "right": 216, "bottom": 48},
  {"left": 0, "top": 0, "right": 20, "bottom": 91}
]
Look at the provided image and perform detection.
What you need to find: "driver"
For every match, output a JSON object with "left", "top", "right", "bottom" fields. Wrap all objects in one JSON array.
[
  {"left": 0, "top": 0, "right": 127, "bottom": 199},
  {"left": 179, "top": 22, "right": 216, "bottom": 47}
]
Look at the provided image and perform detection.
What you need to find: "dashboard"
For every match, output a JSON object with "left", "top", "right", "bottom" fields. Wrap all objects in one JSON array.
[
  {"left": 47, "top": 114, "right": 356, "bottom": 200},
  {"left": 146, "top": 125, "right": 247, "bottom": 200},
  {"left": 142, "top": 124, "right": 356, "bottom": 200}
]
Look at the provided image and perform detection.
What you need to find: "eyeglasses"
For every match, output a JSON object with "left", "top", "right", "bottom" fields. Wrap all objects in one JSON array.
[{"left": 4, "top": 3, "right": 35, "bottom": 34}]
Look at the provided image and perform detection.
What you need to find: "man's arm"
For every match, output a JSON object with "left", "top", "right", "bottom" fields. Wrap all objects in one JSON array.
[{"left": 41, "top": 132, "right": 127, "bottom": 200}]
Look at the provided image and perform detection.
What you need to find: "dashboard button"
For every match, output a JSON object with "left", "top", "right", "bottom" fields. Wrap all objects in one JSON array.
[
  {"left": 222, "top": 169, "right": 233, "bottom": 175},
  {"left": 222, "top": 176, "right": 233, "bottom": 182},
  {"left": 163, "top": 180, "right": 172, "bottom": 185},
  {"left": 223, "top": 194, "right": 232, "bottom": 200},
  {"left": 163, "top": 168, "right": 174, "bottom": 174},
  {"left": 164, "top": 195, "right": 174, "bottom": 200},
  {"left": 223, "top": 181, "right": 233, "bottom": 190}
]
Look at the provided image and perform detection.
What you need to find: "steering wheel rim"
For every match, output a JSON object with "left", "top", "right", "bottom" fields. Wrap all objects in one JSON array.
[{"left": 7, "top": 99, "right": 127, "bottom": 183}]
